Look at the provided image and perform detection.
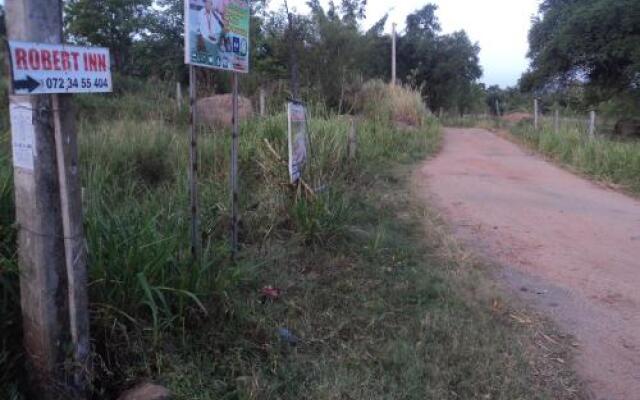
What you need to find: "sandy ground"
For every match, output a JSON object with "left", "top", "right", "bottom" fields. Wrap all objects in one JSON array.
[{"left": 416, "top": 128, "right": 640, "bottom": 400}]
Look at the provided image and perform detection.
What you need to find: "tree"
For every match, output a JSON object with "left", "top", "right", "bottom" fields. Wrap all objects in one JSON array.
[
  {"left": 397, "top": 5, "right": 482, "bottom": 113},
  {"left": 129, "top": 0, "right": 185, "bottom": 80},
  {"left": 65, "top": 0, "right": 154, "bottom": 72},
  {"left": 0, "top": 5, "right": 5, "bottom": 40},
  {"left": 524, "top": 0, "right": 640, "bottom": 102}
]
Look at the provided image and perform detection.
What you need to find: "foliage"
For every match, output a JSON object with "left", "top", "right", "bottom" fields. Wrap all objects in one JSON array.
[
  {"left": 65, "top": 0, "right": 154, "bottom": 72},
  {"left": 522, "top": 0, "right": 640, "bottom": 105},
  {"left": 61, "top": 1, "right": 483, "bottom": 113},
  {"left": 396, "top": 5, "right": 482, "bottom": 114}
]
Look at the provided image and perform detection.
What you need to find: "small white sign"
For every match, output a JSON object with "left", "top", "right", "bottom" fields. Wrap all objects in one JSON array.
[
  {"left": 8, "top": 41, "right": 112, "bottom": 94},
  {"left": 9, "top": 102, "right": 36, "bottom": 171}
]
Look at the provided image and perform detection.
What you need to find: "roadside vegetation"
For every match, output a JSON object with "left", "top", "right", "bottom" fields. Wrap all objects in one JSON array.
[
  {"left": 511, "top": 119, "right": 640, "bottom": 195},
  {"left": 0, "top": 79, "right": 583, "bottom": 398}
]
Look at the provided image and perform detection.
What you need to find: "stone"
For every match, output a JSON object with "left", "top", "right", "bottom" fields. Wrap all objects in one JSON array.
[
  {"left": 196, "top": 94, "right": 254, "bottom": 128},
  {"left": 117, "top": 383, "right": 171, "bottom": 400}
]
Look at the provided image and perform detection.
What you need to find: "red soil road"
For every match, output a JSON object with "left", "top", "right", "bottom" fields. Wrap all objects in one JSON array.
[{"left": 416, "top": 128, "right": 640, "bottom": 400}]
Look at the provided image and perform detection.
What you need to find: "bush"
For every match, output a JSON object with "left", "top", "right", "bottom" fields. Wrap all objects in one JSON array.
[{"left": 356, "top": 80, "right": 431, "bottom": 127}]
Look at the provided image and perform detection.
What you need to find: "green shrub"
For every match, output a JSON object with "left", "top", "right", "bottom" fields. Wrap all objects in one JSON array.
[{"left": 356, "top": 80, "right": 431, "bottom": 127}]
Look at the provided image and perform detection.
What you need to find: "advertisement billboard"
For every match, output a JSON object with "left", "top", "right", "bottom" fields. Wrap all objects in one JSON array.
[{"left": 184, "top": 0, "right": 250, "bottom": 73}]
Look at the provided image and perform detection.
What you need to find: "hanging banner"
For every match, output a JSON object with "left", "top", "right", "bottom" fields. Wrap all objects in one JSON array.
[
  {"left": 184, "top": 0, "right": 250, "bottom": 73},
  {"left": 7, "top": 41, "right": 112, "bottom": 94},
  {"left": 287, "top": 102, "right": 308, "bottom": 183}
]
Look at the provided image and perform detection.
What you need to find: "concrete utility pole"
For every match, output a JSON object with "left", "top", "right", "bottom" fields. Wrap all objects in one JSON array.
[
  {"left": 391, "top": 23, "right": 397, "bottom": 85},
  {"left": 6, "top": 0, "right": 89, "bottom": 397}
]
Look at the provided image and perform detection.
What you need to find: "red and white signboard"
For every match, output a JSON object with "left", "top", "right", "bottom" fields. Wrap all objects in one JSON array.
[{"left": 8, "top": 41, "right": 112, "bottom": 94}]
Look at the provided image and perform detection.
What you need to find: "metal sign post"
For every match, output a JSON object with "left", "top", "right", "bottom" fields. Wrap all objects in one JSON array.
[
  {"left": 189, "top": 65, "right": 201, "bottom": 260},
  {"left": 231, "top": 73, "right": 240, "bottom": 255},
  {"left": 184, "top": 0, "right": 250, "bottom": 256},
  {"left": 51, "top": 94, "right": 91, "bottom": 395}
]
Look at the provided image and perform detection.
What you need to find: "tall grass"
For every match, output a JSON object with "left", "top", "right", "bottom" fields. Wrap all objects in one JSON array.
[
  {"left": 511, "top": 119, "right": 640, "bottom": 194},
  {"left": 0, "top": 80, "right": 440, "bottom": 395},
  {"left": 0, "top": 81, "right": 581, "bottom": 399},
  {"left": 0, "top": 132, "right": 22, "bottom": 400}
]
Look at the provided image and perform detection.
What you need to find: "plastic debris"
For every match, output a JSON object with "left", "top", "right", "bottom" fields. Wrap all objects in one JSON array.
[
  {"left": 261, "top": 286, "right": 282, "bottom": 302},
  {"left": 277, "top": 328, "right": 299, "bottom": 346}
]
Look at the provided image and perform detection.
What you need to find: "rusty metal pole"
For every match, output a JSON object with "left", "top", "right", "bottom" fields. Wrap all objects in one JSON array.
[
  {"left": 188, "top": 66, "right": 201, "bottom": 260},
  {"left": 52, "top": 94, "right": 91, "bottom": 396},
  {"left": 230, "top": 73, "right": 240, "bottom": 256}
]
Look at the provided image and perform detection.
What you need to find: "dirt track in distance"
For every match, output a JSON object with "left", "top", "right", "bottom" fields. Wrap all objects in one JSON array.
[{"left": 416, "top": 128, "right": 640, "bottom": 400}]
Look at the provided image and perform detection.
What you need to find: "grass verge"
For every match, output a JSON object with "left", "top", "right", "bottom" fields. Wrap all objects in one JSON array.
[{"left": 510, "top": 120, "right": 640, "bottom": 195}]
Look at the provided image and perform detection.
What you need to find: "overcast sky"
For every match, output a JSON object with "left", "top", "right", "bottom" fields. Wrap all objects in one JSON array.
[{"left": 276, "top": 0, "right": 541, "bottom": 88}]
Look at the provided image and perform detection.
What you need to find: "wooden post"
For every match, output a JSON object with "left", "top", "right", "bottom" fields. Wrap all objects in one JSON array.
[
  {"left": 589, "top": 110, "right": 596, "bottom": 137},
  {"left": 391, "top": 23, "right": 397, "bottom": 86},
  {"left": 52, "top": 94, "right": 91, "bottom": 396},
  {"left": 554, "top": 108, "right": 560, "bottom": 133},
  {"left": 188, "top": 66, "right": 201, "bottom": 260},
  {"left": 534, "top": 98, "right": 539, "bottom": 130},
  {"left": 348, "top": 118, "right": 357, "bottom": 160},
  {"left": 230, "top": 73, "right": 240, "bottom": 256},
  {"left": 439, "top": 107, "right": 444, "bottom": 119},
  {"left": 495, "top": 99, "right": 501, "bottom": 117},
  {"left": 259, "top": 87, "right": 266, "bottom": 117},
  {"left": 176, "top": 82, "right": 183, "bottom": 112},
  {"left": 6, "top": 0, "right": 78, "bottom": 396}
]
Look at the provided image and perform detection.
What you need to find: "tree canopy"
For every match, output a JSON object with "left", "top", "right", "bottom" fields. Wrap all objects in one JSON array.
[
  {"left": 60, "top": 1, "right": 484, "bottom": 113},
  {"left": 522, "top": 0, "right": 640, "bottom": 102}
]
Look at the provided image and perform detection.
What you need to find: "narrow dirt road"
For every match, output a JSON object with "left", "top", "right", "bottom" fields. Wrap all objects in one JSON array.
[{"left": 416, "top": 128, "right": 640, "bottom": 400}]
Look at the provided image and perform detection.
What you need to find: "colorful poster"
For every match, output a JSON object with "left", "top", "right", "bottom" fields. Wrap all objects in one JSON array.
[
  {"left": 287, "top": 102, "right": 308, "bottom": 183},
  {"left": 184, "top": 0, "right": 250, "bottom": 73}
]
